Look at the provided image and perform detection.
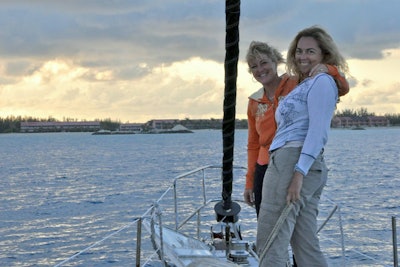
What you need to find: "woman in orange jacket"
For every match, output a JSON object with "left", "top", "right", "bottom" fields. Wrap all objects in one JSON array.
[{"left": 243, "top": 41, "right": 349, "bottom": 216}]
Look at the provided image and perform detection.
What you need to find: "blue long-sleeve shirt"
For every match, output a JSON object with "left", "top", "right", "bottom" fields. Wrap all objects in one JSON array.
[{"left": 269, "top": 73, "right": 338, "bottom": 175}]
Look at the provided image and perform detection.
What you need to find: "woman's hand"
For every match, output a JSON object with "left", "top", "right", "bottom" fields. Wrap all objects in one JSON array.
[
  {"left": 286, "top": 171, "right": 304, "bottom": 205},
  {"left": 309, "top": 63, "right": 327, "bottom": 77},
  {"left": 243, "top": 188, "right": 255, "bottom": 206}
]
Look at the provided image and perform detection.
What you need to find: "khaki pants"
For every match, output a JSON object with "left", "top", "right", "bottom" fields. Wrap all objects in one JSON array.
[{"left": 257, "top": 147, "right": 328, "bottom": 267}]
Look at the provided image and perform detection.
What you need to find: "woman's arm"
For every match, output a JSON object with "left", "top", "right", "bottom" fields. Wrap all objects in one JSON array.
[{"left": 296, "top": 74, "right": 338, "bottom": 176}]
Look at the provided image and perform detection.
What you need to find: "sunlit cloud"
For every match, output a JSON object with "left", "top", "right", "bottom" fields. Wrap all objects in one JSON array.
[
  {"left": 338, "top": 48, "right": 400, "bottom": 115},
  {"left": 1, "top": 1, "right": 400, "bottom": 122}
]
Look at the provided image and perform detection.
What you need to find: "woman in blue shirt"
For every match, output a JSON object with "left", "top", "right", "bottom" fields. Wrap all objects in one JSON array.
[{"left": 256, "top": 26, "right": 349, "bottom": 267}]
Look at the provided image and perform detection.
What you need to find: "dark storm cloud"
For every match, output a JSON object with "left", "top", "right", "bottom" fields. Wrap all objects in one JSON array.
[{"left": 1, "top": 0, "right": 399, "bottom": 70}]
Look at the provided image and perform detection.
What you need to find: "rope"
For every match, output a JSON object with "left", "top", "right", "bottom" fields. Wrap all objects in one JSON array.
[
  {"left": 53, "top": 218, "right": 140, "bottom": 267},
  {"left": 53, "top": 202, "right": 165, "bottom": 267},
  {"left": 259, "top": 203, "right": 294, "bottom": 265}
]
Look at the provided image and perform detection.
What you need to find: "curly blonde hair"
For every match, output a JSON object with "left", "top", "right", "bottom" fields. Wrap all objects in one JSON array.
[
  {"left": 286, "top": 25, "right": 349, "bottom": 80},
  {"left": 246, "top": 41, "right": 285, "bottom": 73}
]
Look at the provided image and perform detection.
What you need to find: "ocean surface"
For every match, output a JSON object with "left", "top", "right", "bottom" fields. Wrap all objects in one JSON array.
[{"left": 0, "top": 128, "right": 399, "bottom": 267}]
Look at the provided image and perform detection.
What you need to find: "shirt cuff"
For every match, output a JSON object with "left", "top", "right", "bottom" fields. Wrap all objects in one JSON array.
[
  {"left": 294, "top": 153, "right": 316, "bottom": 176},
  {"left": 294, "top": 164, "right": 307, "bottom": 176}
]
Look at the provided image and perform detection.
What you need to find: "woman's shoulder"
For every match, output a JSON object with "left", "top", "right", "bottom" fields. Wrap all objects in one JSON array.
[
  {"left": 308, "top": 74, "right": 338, "bottom": 97},
  {"left": 277, "top": 73, "right": 298, "bottom": 95},
  {"left": 312, "top": 73, "right": 336, "bottom": 84}
]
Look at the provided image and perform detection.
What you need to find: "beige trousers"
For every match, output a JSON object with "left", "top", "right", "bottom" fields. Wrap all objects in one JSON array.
[{"left": 257, "top": 147, "right": 328, "bottom": 267}]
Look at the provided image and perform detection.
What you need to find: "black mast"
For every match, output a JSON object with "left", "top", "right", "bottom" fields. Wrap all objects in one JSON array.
[{"left": 214, "top": 0, "right": 241, "bottom": 223}]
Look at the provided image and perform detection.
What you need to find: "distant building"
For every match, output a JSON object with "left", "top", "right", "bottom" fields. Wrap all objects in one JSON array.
[
  {"left": 180, "top": 119, "right": 223, "bottom": 129},
  {"left": 119, "top": 123, "right": 143, "bottom": 133},
  {"left": 20, "top": 121, "right": 100, "bottom": 133},
  {"left": 366, "top": 116, "right": 391, "bottom": 126},
  {"left": 331, "top": 116, "right": 390, "bottom": 128},
  {"left": 144, "top": 119, "right": 180, "bottom": 130}
]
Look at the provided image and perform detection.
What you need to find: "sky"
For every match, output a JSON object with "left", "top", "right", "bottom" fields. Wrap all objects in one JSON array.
[{"left": 0, "top": 0, "right": 399, "bottom": 123}]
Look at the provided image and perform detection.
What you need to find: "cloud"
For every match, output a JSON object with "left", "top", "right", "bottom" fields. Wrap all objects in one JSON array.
[
  {"left": 343, "top": 82, "right": 400, "bottom": 115},
  {"left": 0, "top": 1, "right": 400, "bottom": 121}
]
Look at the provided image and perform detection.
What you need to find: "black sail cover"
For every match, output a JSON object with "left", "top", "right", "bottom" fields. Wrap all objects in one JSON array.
[{"left": 214, "top": 0, "right": 241, "bottom": 223}]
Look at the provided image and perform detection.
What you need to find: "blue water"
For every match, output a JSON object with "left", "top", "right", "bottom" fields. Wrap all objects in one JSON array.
[{"left": 0, "top": 128, "right": 399, "bottom": 266}]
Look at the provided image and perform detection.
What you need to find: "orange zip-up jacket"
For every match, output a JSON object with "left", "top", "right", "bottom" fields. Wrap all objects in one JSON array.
[{"left": 245, "top": 65, "right": 349, "bottom": 190}]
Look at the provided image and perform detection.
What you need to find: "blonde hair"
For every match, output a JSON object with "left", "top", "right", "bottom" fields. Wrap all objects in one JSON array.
[
  {"left": 246, "top": 41, "right": 285, "bottom": 72},
  {"left": 286, "top": 25, "right": 348, "bottom": 79}
]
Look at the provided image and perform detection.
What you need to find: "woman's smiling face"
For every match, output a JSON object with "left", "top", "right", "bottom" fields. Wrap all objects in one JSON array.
[
  {"left": 248, "top": 55, "right": 278, "bottom": 86},
  {"left": 295, "top": 36, "right": 323, "bottom": 76}
]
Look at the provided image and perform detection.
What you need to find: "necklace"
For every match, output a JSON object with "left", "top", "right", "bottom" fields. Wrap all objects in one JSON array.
[
  {"left": 263, "top": 77, "right": 281, "bottom": 101},
  {"left": 264, "top": 88, "right": 275, "bottom": 101}
]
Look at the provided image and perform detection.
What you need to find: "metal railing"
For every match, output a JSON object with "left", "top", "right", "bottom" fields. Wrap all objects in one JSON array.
[{"left": 52, "top": 165, "right": 394, "bottom": 267}]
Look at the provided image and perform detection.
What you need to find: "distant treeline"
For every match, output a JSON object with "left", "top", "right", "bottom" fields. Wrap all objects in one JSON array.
[
  {"left": 1, "top": 108, "right": 400, "bottom": 133},
  {"left": 0, "top": 116, "right": 119, "bottom": 133}
]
